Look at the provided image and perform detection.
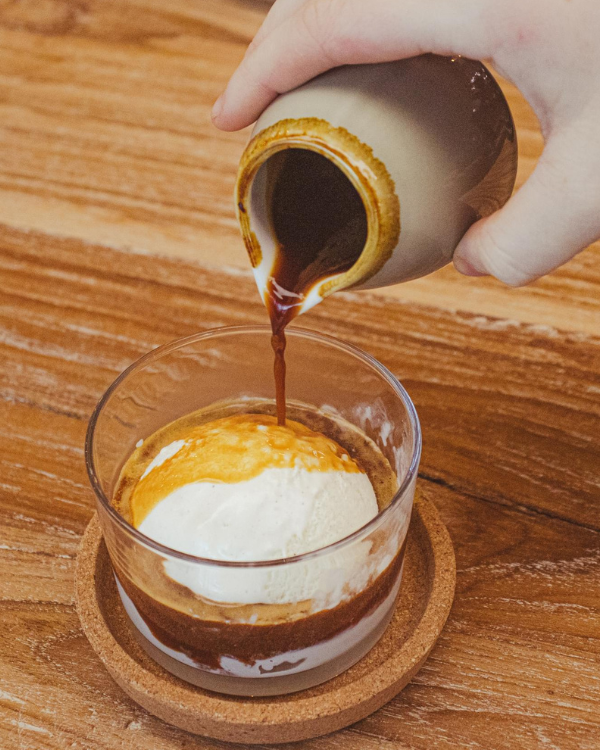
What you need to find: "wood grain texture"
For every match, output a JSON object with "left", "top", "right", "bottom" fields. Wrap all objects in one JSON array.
[
  {"left": 0, "top": 0, "right": 598, "bottom": 336},
  {"left": 0, "top": 226, "right": 598, "bottom": 749}
]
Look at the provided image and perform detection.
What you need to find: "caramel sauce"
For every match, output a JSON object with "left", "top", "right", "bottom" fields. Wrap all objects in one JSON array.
[
  {"left": 264, "top": 149, "right": 368, "bottom": 424},
  {"left": 129, "top": 413, "right": 362, "bottom": 526}
]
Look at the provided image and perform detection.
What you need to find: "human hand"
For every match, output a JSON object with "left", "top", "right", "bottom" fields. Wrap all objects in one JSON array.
[{"left": 212, "top": 0, "right": 600, "bottom": 286}]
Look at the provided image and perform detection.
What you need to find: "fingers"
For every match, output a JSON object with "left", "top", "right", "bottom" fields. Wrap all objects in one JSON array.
[
  {"left": 250, "top": 0, "right": 309, "bottom": 49},
  {"left": 212, "top": 0, "right": 309, "bottom": 130},
  {"left": 453, "top": 132, "right": 600, "bottom": 285},
  {"left": 212, "top": 0, "right": 495, "bottom": 131},
  {"left": 213, "top": 2, "right": 342, "bottom": 131}
]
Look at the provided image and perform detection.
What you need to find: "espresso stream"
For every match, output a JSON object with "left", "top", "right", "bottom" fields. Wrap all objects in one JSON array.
[{"left": 265, "top": 148, "right": 368, "bottom": 424}]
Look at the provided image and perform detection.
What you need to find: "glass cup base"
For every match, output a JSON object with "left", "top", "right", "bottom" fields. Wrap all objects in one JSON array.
[{"left": 116, "top": 575, "right": 402, "bottom": 697}]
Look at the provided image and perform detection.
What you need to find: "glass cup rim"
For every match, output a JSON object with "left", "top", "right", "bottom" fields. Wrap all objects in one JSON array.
[{"left": 85, "top": 325, "right": 422, "bottom": 568}]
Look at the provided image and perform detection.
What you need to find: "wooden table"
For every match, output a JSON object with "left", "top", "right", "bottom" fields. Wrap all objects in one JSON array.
[{"left": 0, "top": 2, "right": 598, "bottom": 749}]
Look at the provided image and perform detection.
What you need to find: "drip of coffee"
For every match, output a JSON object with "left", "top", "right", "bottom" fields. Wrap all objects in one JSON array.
[{"left": 264, "top": 148, "right": 368, "bottom": 424}]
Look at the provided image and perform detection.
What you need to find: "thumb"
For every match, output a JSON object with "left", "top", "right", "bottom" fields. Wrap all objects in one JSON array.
[
  {"left": 212, "top": 0, "right": 491, "bottom": 131},
  {"left": 453, "top": 133, "right": 600, "bottom": 286}
]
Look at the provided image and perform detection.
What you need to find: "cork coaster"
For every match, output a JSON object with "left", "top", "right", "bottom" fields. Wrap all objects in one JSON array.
[{"left": 76, "top": 495, "right": 455, "bottom": 744}]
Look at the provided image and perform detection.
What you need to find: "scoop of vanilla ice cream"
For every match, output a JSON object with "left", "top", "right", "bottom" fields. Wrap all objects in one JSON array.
[
  {"left": 131, "top": 415, "right": 386, "bottom": 607},
  {"left": 138, "top": 463, "right": 379, "bottom": 607},
  {"left": 139, "top": 466, "right": 377, "bottom": 561}
]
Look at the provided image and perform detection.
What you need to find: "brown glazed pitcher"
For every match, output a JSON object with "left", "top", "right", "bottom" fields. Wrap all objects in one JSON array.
[{"left": 236, "top": 54, "right": 517, "bottom": 316}]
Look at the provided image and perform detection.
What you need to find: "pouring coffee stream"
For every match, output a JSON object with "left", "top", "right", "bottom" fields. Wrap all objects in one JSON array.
[{"left": 265, "top": 148, "right": 369, "bottom": 425}]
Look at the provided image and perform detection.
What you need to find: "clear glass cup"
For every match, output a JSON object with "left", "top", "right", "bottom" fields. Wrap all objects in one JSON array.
[{"left": 86, "top": 326, "right": 421, "bottom": 696}]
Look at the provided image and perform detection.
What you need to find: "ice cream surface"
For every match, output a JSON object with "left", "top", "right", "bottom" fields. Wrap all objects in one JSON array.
[{"left": 133, "top": 414, "right": 379, "bottom": 563}]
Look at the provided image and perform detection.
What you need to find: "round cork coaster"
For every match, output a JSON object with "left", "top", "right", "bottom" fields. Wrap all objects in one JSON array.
[{"left": 76, "top": 494, "right": 455, "bottom": 745}]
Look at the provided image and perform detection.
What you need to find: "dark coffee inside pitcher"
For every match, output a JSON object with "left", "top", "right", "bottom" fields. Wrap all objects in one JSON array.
[{"left": 263, "top": 148, "right": 368, "bottom": 424}]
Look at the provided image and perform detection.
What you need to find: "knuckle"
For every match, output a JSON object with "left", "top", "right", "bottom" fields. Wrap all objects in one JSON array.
[
  {"left": 236, "top": 56, "right": 276, "bottom": 97},
  {"left": 537, "top": 139, "right": 600, "bottom": 233},
  {"left": 478, "top": 224, "right": 535, "bottom": 286},
  {"left": 299, "top": 0, "right": 349, "bottom": 65}
]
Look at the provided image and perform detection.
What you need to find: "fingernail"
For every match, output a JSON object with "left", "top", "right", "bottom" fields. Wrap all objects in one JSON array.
[
  {"left": 454, "top": 255, "right": 488, "bottom": 277},
  {"left": 211, "top": 95, "right": 224, "bottom": 122}
]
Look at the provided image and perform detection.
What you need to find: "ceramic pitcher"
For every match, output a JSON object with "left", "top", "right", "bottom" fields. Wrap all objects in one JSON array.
[{"left": 236, "top": 54, "right": 518, "bottom": 315}]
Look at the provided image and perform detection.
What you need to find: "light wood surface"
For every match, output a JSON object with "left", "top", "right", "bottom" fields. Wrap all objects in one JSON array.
[
  {"left": 0, "top": 0, "right": 598, "bottom": 335},
  {"left": 0, "top": 229, "right": 599, "bottom": 750},
  {"left": 0, "top": 2, "right": 599, "bottom": 749}
]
